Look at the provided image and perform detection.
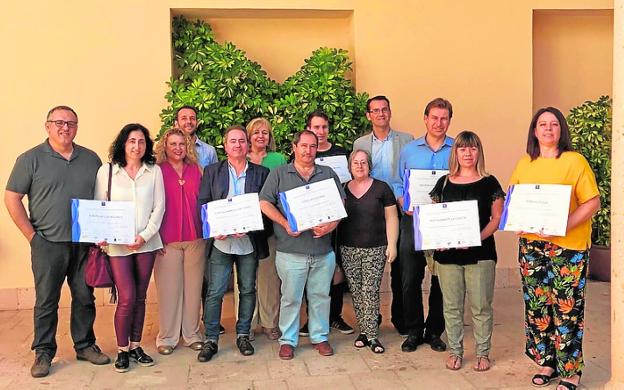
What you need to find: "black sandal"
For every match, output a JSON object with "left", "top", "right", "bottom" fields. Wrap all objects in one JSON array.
[
  {"left": 531, "top": 371, "right": 558, "bottom": 387},
  {"left": 556, "top": 380, "right": 578, "bottom": 390},
  {"left": 354, "top": 334, "right": 369, "bottom": 348},
  {"left": 369, "top": 338, "right": 385, "bottom": 354}
]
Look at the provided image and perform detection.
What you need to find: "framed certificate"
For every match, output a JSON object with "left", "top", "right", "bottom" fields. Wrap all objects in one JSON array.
[
  {"left": 71, "top": 199, "right": 136, "bottom": 244},
  {"left": 403, "top": 169, "right": 449, "bottom": 212},
  {"left": 499, "top": 184, "right": 571, "bottom": 236},
  {"left": 315, "top": 155, "right": 352, "bottom": 183},
  {"left": 201, "top": 193, "right": 264, "bottom": 238},
  {"left": 279, "top": 178, "right": 347, "bottom": 232},
  {"left": 413, "top": 200, "right": 481, "bottom": 250}
]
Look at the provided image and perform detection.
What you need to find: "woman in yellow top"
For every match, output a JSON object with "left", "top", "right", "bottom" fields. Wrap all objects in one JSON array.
[{"left": 509, "top": 107, "right": 600, "bottom": 390}]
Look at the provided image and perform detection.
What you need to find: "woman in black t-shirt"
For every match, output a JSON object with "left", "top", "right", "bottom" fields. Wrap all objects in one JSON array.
[
  {"left": 339, "top": 150, "right": 399, "bottom": 353},
  {"left": 429, "top": 131, "right": 505, "bottom": 372}
]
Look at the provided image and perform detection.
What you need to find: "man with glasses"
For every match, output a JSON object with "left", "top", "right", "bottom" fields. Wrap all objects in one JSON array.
[
  {"left": 353, "top": 96, "right": 413, "bottom": 336},
  {"left": 5, "top": 106, "right": 110, "bottom": 377}
]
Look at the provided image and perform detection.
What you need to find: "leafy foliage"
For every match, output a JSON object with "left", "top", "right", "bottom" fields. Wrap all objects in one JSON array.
[
  {"left": 160, "top": 16, "right": 369, "bottom": 157},
  {"left": 567, "top": 95, "right": 611, "bottom": 246}
]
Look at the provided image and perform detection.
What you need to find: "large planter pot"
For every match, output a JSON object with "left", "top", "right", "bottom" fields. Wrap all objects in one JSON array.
[{"left": 589, "top": 245, "right": 611, "bottom": 282}]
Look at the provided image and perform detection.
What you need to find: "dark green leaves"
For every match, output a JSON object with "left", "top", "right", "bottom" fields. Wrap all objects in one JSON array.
[
  {"left": 568, "top": 95, "right": 612, "bottom": 246},
  {"left": 160, "top": 16, "right": 369, "bottom": 159}
]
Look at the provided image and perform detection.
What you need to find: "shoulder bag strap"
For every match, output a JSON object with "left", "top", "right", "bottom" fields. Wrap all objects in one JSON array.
[
  {"left": 440, "top": 175, "right": 449, "bottom": 203},
  {"left": 107, "top": 163, "right": 113, "bottom": 201}
]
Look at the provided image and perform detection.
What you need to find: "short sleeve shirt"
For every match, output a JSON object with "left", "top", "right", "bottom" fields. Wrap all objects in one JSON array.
[
  {"left": 339, "top": 179, "right": 396, "bottom": 248},
  {"left": 6, "top": 140, "right": 102, "bottom": 242},
  {"left": 509, "top": 152, "right": 599, "bottom": 250},
  {"left": 259, "top": 162, "right": 346, "bottom": 255},
  {"left": 430, "top": 175, "right": 505, "bottom": 265}
]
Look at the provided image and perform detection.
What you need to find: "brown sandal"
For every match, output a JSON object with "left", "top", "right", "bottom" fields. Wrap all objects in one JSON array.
[
  {"left": 474, "top": 356, "right": 491, "bottom": 372},
  {"left": 445, "top": 354, "right": 462, "bottom": 370}
]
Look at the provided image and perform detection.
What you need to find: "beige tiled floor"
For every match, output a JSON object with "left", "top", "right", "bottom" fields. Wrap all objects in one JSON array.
[{"left": 0, "top": 282, "right": 611, "bottom": 389}]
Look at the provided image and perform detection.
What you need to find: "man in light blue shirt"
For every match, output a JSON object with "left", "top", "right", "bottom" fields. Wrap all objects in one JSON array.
[
  {"left": 395, "top": 98, "right": 454, "bottom": 354},
  {"left": 175, "top": 105, "right": 218, "bottom": 168}
]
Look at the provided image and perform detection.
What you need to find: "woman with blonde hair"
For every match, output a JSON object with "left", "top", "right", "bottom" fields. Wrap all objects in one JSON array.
[
  {"left": 429, "top": 130, "right": 505, "bottom": 372},
  {"left": 152, "top": 128, "right": 206, "bottom": 355}
]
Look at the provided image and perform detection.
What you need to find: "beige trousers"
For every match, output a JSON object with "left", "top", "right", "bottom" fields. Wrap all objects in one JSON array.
[
  {"left": 154, "top": 239, "right": 206, "bottom": 348},
  {"left": 234, "top": 235, "right": 280, "bottom": 329}
]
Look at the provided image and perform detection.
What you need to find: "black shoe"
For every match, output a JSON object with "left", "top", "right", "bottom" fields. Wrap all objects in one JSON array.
[
  {"left": 299, "top": 323, "right": 309, "bottom": 337},
  {"left": 236, "top": 336, "right": 255, "bottom": 356},
  {"left": 424, "top": 333, "right": 447, "bottom": 352},
  {"left": 114, "top": 351, "right": 129, "bottom": 373},
  {"left": 331, "top": 317, "right": 354, "bottom": 335},
  {"left": 401, "top": 335, "right": 424, "bottom": 352},
  {"left": 219, "top": 324, "right": 225, "bottom": 334},
  {"left": 197, "top": 341, "right": 218, "bottom": 362},
  {"left": 31, "top": 352, "right": 52, "bottom": 378},
  {"left": 128, "top": 347, "right": 154, "bottom": 367}
]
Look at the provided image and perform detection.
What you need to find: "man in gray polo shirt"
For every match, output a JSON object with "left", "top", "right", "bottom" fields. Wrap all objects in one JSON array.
[
  {"left": 259, "top": 130, "right": 345, "bottom": 360},
  {"left": 5, "top": 105, "right": 110, "bottom": 378}
]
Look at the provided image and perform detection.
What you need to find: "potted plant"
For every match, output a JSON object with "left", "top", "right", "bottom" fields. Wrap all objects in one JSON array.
[{"left": 567, "top": 95, "right": 612, "bottom": 281}]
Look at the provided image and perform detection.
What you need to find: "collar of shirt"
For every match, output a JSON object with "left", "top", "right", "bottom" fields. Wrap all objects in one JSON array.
[
  {"left": 414, "top": 135, "right": 454, "bottom": 151},
  {"left": 286, "top": 162, "right": 323, "bottom": 181},
  {"left": 227, "top": 160, "right": 248, "bottom": 196},
  {"left": 372, "top": 129, "right": 395, "bottom": 143},
  {"left": 113, "top": 162, "right": 152, "bottom": 179},
  {"left": 43, "top": 139, "right": 78, "bottom": 161}
]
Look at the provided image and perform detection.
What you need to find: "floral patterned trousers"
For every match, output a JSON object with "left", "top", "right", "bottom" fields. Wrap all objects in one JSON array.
[{"left": 519, "top": 238, "right": 588, "bottom": 377}]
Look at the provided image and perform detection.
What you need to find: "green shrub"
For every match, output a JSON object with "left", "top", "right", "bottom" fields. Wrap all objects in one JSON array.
[
  {"left": 160, "top": 16, "right": 369, "bottom": 157},
  {"left": 567, "top": 95, "right": 611, "bottom": 246}
]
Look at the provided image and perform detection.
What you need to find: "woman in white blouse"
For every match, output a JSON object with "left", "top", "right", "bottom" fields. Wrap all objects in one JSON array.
[{"left": 94, "top": 123, "right": 165, "bottom": 373}]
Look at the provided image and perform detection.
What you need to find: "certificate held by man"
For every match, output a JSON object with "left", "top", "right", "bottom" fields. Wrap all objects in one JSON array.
[
  {"left": 71, "top": 199, "right": 136, "bottom": 244},
  {"left": 403, "top": 169, "right": 449, "bottom": 212},
  {"left": 315, "top": 155, "right": 352, "bottom": 183},
  {"left": 201, "top": 193, "right": 264, "bottom": 238},
  {"left": 279, "top": 178, "right": 347, "bottom": 232},
  {"left": 499, "top": 184, "right": 571, "bottom": 236},
  {"left": 413, "top": 200, "right": 481, "bottom": 250}
]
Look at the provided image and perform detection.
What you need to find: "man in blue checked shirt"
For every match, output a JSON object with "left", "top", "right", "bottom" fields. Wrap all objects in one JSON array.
[{"left": 394, "top": 98, "right": 455, "bottom": 353}]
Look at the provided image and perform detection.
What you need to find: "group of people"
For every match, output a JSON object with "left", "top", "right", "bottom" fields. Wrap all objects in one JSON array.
[{"left": 5, "top": 96, "right": 599, "bottom": 390}]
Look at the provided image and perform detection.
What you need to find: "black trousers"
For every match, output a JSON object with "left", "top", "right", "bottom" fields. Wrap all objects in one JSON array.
[
  {"left": 399, "top": 215, "right": 445, "bottom": 337},
  {"left": 30, "top": 235, "right": 96, "bottom": 357}
]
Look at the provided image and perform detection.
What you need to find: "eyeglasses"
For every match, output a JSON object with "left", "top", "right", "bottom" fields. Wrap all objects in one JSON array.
[
  {"left": 368, "top": 108, "right": 390, "bottom": 115},
  {"left": 47, "top": 120, "right": 78, "bottom": 129}
]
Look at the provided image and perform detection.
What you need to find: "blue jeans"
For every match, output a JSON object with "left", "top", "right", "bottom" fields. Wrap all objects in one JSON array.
[
  {"left": 203, "top": 247, "right": 257, "bottom": 343},
  {"left": 275, "top": 251, "right": 335, "bottom": 347}
]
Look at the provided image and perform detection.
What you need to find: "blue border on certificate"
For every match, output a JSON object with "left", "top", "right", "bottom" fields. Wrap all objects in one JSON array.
[
  {"left": 402, "top": 169, "right": 412, "bottom": 212},
  {"left": 279, "top": 191, "right": 299, "bottom": 232},
  {"left": 412, "top": 205, "right": 424, "bottom": 251},
  {"left": 71, "top": 199, "right": 81, "bottom": 242},
  {"left": 201, "top": 203, "right": 211, "bottom": 239},
  {"left": 498, "top": 184, "right": 515, "bottom": 230}
]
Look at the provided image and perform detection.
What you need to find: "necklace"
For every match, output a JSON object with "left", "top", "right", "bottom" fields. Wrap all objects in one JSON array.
[{"left": 178, "top": 178, "right": 185, "bottom": 186}]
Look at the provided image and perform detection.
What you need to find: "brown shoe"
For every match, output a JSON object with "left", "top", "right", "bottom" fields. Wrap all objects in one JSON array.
[
  {"left": 313, "top": 341, "right": 334, "bottom": 356},
  {"left": 76, "top": 344, "right": 111, "bottom": 365},
  {"left": 278, "top": 344, "right": 294, "bottom": 360}
]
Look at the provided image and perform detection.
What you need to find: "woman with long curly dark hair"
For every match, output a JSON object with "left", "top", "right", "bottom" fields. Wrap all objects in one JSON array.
[{"left": 94, "top": 123, "right": 165, "bottom": 373}]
